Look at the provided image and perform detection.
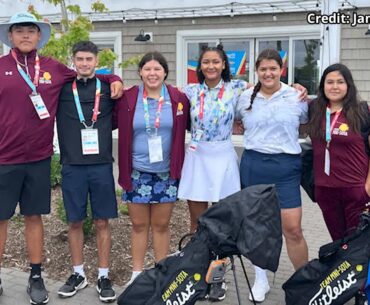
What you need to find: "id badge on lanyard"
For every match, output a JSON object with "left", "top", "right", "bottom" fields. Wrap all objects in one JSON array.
[
  {"left": 81, "top": 128, "right": 99, "bottom": 155},
  {"left": 143, "top": 86, "right": 165, "bottom": 163},
  {"left": 148, "top": 135, "right": 163, "bottom": 163},
  {"left": 11, "top": 50, "right": 49, "bottom": 120},
  {"left": 189, "top": 129, "right": 204, "bottom": 151},
  {"left": 29, "top": 93, "right": 50, "bottom": 119}
]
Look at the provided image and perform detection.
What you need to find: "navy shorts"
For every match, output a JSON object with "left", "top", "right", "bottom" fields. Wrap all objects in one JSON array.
[
  {"left": 240, "top": 150, "right": 302, "bottom": 209},
  {"left": 0, "top": 158, "right": 51, "bottom": 220},
  {"left": 61, "top": 163, "right": 118, "bottom": 222}
]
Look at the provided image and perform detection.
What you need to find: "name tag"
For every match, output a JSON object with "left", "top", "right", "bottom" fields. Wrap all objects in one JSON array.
[
  {"left": 148, "top": 135, "right": 163, "bottom": 163},
  {"left": 189, "top": 129, "right": 204, "bottom": 151},
  {"left": 29, "top": 93, "right": 50, "bottom": 120},
  {"left": 81, "top": 128, "right": 99, "bottom": 155}
]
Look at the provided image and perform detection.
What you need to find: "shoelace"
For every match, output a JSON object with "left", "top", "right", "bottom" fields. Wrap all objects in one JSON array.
[
  {"left": 66, "top": 273, "right": 81, "bottom": 286},
  {"left": 30, "top": 276, "right": 45, "bottom": 290},
  {"left": 99, "top": 277, "right": 112, "bottom": 290}
]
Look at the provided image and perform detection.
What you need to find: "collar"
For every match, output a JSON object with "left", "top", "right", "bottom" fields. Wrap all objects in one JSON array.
[
  {"left": 11, "top": 48, "right": 37, "bottom": 63},
  {"left": 76, "top": 75, "right": 97, "bottom": 84},
  {"left": 203, "top": 79, "right": 224, "bottom": 91},
  {"left": 256, "top": 82, "right": 290, "bottom": 99}
]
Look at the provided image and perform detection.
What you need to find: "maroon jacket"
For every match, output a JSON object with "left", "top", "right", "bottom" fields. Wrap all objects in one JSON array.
[
  {"left": 116, "top": 85, "right": 189, "bottom": 191},
  {"left": 0, "top": 48, "right": 120, "bottom": 165}
]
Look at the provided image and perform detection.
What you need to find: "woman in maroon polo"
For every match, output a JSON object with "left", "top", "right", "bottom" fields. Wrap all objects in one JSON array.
[{"left": 308, "top": 63, "right": 370, "bottom": 241}]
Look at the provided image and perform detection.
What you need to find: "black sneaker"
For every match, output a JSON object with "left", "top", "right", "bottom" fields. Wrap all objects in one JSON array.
[
  {"left": 0, "top": 278, "right": 3, "bottom": 296},
  {"left": 208, "top": 281, "right": 227, "bottom": 302},
  {"left": 58, "top": 273, "right": 88, "bottom": 298},
  {"left": 27, "top": 275, "right": 49, "bottom": 304},
  {"left": 96, "top": 276, "right": 116, "bottom": 303}
]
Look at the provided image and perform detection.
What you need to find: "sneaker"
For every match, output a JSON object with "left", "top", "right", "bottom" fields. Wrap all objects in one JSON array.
[
  {"left": 27, "top": 275, "right": 49, "bottom": 305},
  {"left": 208, "top": 281, "right": 227, "bottom": 302},
  {"left": 58, "top": 273, "right": 88, "bottom": 298},
  {"left": 0, "top": 278, "right": 3, "bottom": 296},
  {"left": 96, "top": 276, "right": 116, "bottom": 303},
  {"left": 248, "top": 280, "right": 270, "bottom": 303}
]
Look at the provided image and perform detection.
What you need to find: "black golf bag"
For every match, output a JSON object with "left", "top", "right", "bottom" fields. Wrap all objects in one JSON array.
[
  {"left": 118, "top": 185, "right": 282, "bottom": 305},
  {"left": 283, "top": 211, "right": 370, "bottom": 305},
  {"left": 117, "top": 228, "right": 212, "bottom": 305}
]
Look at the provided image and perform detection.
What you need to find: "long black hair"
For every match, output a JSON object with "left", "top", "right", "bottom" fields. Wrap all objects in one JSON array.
[
  {"left": 196, "top": 44, "right": 231, "bottom": 84},
  {"left": 247, "top": 49, "right": 282, "bottom": 110},
  {"left": 308, "top": 63, "right": 366, "bottom": 138}
]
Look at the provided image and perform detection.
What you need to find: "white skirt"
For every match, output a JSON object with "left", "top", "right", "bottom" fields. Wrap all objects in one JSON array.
[{"left": 178, "top": 140, "right": 240, "bottom": 202}]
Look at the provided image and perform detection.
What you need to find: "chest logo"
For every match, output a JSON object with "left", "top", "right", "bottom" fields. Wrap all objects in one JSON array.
[
  {"left": 177, "top": 102, "right": 184, "bottom": 116},
  {"left": 339, "top": 123, "right": 349, "bottom": 132},
  {"left": 5, "top": 71, "right": 13, "bottom": 76},
  {"left": 39, "top": 71, "right": 52, "bottom": 84}
]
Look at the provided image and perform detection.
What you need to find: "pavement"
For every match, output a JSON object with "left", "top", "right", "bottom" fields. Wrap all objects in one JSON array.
[{"left": 0, "top": 138, "right": 339, "bottom": 305}]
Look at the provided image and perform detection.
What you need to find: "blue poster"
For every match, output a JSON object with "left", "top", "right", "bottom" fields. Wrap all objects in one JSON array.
[{"left": 226, "top": 51, "right": 247, "bottom": 76}]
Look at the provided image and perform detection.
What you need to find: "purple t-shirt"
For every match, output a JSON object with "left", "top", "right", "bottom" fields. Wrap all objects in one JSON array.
[{"left": 312, "top": 112, "right": 369, "bottom": 187}]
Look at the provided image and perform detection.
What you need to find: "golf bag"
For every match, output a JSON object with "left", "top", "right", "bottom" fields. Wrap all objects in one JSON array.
[
  {"left": 118, "top": 185, "right": 282, "bottom": 305},
  {"left": 283, "top": 211, "right": 370, "bottom": 305},
  {"left": 117, "top": 228, "right": 212, "bottom": 305}
]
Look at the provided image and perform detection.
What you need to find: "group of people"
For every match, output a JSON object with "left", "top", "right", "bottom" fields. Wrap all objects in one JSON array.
[{"left": 0, "top": 11, "right": 369, "bottom": 305}]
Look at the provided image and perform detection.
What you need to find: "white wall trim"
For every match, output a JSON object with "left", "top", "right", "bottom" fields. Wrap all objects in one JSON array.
[{"left": 90, "top": 31, "right": 122, "bottom": 78}]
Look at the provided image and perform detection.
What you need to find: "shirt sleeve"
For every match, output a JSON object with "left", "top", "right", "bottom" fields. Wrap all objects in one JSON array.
[
  {"left": 235, "top": 89, "right": 252, "bottom": 120},
  {"left": 231, "top": 79, "right": 248, "bottom": 98},
  {"left": 299, "top": 100, "right": 309, "bottom": 124},
  {"left": 183, "top": 84, "right": 194, "bottom": 100}
]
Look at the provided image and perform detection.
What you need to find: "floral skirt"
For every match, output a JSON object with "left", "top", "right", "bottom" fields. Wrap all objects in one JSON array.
[{"left": 122, "top": 169, "right": 179, "bottom": 204}]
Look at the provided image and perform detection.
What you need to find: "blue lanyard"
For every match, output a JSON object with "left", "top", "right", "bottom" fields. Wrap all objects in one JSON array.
[
  {"left": 142, "top": 85, "right": 166, "bottom": 135},
  {"left": 72, "top": 78, "right": 101, "bottom": 128},
  {"left": 11, "top": 49, "right": 40, "bottom": 94},
  {"left": 325, "top": 107, "right": 341, "bottom": 144}
]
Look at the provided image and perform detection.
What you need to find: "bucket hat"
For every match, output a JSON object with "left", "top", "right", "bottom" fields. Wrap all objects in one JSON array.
[{"left": 0, "top": 12, "right": 51, "bottom": 49}]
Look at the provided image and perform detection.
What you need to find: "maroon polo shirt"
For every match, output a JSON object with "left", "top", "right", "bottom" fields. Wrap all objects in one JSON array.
[
  {"left": 0, "top": 48, "right": 121, "bottom": 165},
  {"left": 312, "top": 111, "right": 369, "bottom": 187}
]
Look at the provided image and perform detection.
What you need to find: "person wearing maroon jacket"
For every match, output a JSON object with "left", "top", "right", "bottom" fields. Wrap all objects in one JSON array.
[
  {"left": 115, "top": 51, "right": 189, "bottom": 287},
  {"left": 308, "top": 63, "right": 370, "bottom": 241},
  {"left": 0, "top": 12, "right": 122, "bottom": 304}
]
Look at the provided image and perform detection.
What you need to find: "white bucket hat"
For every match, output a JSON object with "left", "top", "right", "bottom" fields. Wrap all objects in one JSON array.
[{"left": 0, "top": 12, "right": 51, "bottom": 49}]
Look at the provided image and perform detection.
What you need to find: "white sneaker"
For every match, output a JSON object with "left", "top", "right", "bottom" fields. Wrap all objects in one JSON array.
[{"left": 248, "top": 280, "right": 270, "bottom": 303}]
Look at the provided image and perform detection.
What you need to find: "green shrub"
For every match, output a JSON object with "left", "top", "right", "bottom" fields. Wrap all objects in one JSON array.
[
  {"left": 118, "top": 203, "right": 129, "bottom": 215},
  {"left": 50, "top": 154, "right": 62, "bottom": 187},
  {"left": 56, "top": 196, "right": 94, "bottom": 236}
]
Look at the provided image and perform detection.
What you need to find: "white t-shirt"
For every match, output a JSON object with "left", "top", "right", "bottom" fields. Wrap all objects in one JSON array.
[{"left": 236, "top": 82, "right": 308, "bottom": 154}]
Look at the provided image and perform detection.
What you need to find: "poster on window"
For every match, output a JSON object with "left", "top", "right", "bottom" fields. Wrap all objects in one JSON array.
[
  {"left": 226, "top": 51, "right": 247, "bottom": 77},
  {"left": 279, "top": 50, "right": 288, "bottom": 78},
  {"left": 187, "top": 60, "right": 198, "bottom": 84}
]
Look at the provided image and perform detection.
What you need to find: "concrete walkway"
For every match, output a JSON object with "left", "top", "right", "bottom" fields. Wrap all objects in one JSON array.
[{"left": 0, "top": 190, "right": 333, "bottom": 305}]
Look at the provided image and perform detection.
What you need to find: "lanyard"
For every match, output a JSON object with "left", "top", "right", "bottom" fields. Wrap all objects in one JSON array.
[
  {"left": 325, "top": 107, "right": 342, "bottom": 144},
  {"left": 11, "top": 49, "right": 40, "bottom": 93},
  {"left": 143, "top": 85, "right": 165, "bottom": 135},
  {"left": 72, "top": 78, "right": 101, "bottom": 129},
  {"left": 199, "top": 82, "right": 225, "bottom": 121}
]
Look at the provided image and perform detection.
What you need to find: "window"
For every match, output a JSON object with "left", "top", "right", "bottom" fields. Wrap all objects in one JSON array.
[
  {"left": 292, "top": 39, "right": 320, "bottom": 95},
  {"left": 177, "top": 25, "right": 321, "bottom": 91}
]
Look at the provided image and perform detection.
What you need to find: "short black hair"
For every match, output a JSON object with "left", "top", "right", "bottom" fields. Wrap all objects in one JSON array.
[
  {"left": 138, "top": 51, "right": 169, "bottom": 80},
  {"left": 9, "top": 23, "right": 40, "bottom": 32},
  {"left": 72, "top": 41, "right": 98, "bottom": 56}
]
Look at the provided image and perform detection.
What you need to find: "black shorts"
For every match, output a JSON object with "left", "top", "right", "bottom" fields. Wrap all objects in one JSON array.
[{"left": 0, "top": 158, "right": 51, "bottom": 220}]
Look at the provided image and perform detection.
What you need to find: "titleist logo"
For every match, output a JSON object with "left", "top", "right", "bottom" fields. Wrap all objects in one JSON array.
[{"left": 308, "top": 271, "right": 357, "bottom": 305}]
